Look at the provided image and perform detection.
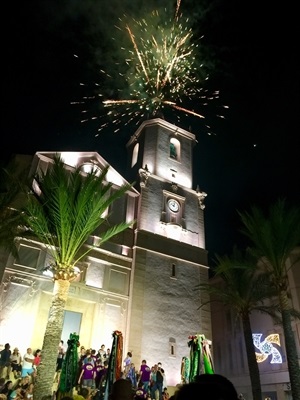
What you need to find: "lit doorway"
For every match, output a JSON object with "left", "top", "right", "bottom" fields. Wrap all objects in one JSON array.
[{"left": 61, "top": 310, "right": 82, "bottom": 345}]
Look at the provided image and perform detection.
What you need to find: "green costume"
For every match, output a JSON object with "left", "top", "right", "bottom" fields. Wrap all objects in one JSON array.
[
  {"left": 187, "top": 334, "right": 214, "bottom": 382},
  {"left": 181, "top": 356, "right": 190, "bottom": 384},
  {"left": 59, "top": 333, "right": 80, "bottom": 395}
]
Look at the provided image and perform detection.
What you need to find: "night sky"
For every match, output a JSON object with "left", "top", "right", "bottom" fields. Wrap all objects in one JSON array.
[{"left": 3, "top": 0, "right": 299, "bottom": 265}]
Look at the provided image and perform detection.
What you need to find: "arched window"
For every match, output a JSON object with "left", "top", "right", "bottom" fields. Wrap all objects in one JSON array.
[
  {"left": 169, "top": 337, "right": 176, "bottom": 357},
  {"left": 170, "top": 138, "right": 180, "bottom": 161},
  {"left": 132, "top": 143, "right": 139, "bottom": 167}
]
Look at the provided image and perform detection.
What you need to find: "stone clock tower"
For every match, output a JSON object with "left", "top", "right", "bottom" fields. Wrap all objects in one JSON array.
[{"left": 126, "top": 118, "right": 212, "bottom": 385}]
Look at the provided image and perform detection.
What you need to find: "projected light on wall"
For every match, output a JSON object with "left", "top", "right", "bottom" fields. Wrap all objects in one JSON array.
[{"left": 252, "top": 333, "right": 282, "bottom": 364}]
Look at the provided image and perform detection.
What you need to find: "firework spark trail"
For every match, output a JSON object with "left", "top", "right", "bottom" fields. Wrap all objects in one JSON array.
[
  {"left": 164, "top": 101, "right": 205, "bottom": 118},
  {"left": 125, "top": 24, "right": 149, "bottom": 83},
  {"left": 161, "top": 32, "right": 192, "bottom": 87},
  {"left": 103, "top": 99, "right": 140, "bottom": 105},
  {"left": 175, "top": 0, "right": 181, "bottom": 21}
]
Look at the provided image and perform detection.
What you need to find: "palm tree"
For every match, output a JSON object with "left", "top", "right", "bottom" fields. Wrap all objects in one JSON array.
[
  {"left": 238, "top": 199, "right": 300, "bottom": 400},
  {"left": 20, "top": 155, "right": 134, "bottom": 399},
  {"left": 197, "top": 248, "right": 279, "bottom": 400}
]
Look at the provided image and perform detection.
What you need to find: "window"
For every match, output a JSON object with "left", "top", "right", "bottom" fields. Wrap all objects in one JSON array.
[
  {"left": 80, "top": 162, "right": 101, "bottom": 176},
  {"left": 169, "top": 337, "right": 176, "bottom": 357},
  {"left": 132, "top": 143, "right": 139, "bottom": 167},
  {"left": 169, "top": 138, "right": 181, "bottom": 161},
  {"left": 171, "top": 263, "right": 176, "bottom": 278},
  {"left": 14, "top": 244, "right": 41, "bottom": 270},
  {"left": 85, "top": 259, "right": 106, "bottom": 288}
]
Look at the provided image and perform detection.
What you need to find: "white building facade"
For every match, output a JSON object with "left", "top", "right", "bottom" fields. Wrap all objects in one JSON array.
[{"left": 0, "top": 118, "right": 212, "bottom": 387}]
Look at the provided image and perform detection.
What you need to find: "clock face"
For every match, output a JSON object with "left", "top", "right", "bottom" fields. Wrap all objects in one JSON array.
[{"left": 168, "top": 199, "right": 180, "bottom": 212}]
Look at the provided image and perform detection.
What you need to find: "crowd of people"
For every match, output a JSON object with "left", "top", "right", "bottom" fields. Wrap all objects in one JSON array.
[
  {"left": 75, "top": 346, "right": 167, "bottom": 400},
  {"left": 0, "top": 343, "right": 43, "bottom": 400},
  {"left": 1, "top": 342, "right": 241, "bottom": 400}
]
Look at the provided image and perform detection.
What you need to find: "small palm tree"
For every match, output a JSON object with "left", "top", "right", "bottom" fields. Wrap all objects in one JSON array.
[
  {"left": 20, "top": 155, "right": 134, "bottom": 399},
  {"left": 197, "top": 248, "right": 279, "bottom": 400},
  {"left": 239, "top": 199, "right": 300, "bottom": 400}
]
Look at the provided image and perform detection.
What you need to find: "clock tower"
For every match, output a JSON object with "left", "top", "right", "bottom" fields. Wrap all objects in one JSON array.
[{"left": 126, "top": 118, "right": 211, "bottom": 385}]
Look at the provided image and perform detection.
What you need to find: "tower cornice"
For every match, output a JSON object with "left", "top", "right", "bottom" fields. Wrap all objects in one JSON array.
[{"left": 126, "top": 118, "right": 197, "bottom": 147}]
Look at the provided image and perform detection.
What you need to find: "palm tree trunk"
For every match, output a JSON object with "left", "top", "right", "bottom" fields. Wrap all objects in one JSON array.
[
  {"left": 33, "top": 279, "right": 70, "bottom": 400},
  {"left": 242, "top": 315, "right": 263, "bottom": 400},
  {"left": 279, "top": 290, "right": 300, "bottom": 400}
]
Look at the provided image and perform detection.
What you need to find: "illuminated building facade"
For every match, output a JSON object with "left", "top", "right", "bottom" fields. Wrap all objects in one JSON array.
[{"left": 0, "top": 118, "right": 212, "bottom": 386}]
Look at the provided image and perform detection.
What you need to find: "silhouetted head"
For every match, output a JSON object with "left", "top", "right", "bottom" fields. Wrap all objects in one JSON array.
[
  {"left": 175, "top": 374, "right": 239, "bottom": 400},
  {"left": 109, "top": 378, "right": 134, "bottom": 400}
]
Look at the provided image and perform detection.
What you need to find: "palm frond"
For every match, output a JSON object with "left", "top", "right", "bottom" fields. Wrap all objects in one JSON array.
[{"left": 23, "top": 154, "right": 134, "bottom": 269}]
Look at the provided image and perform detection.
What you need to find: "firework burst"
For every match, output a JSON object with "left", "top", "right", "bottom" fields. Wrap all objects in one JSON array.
[{"left": 76, "top": 0, "right": 226, "bottom": 134}]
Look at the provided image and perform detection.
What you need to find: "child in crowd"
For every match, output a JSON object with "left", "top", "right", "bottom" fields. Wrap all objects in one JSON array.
[
  {"left": 123, "top": 351, "right": 132, "bottom": 377},
  {"left": 162, "top": 387, "right": 169, "bottom": 400},
  {"left": 127, "top": 363, "right": 137, "bottom": 388}
]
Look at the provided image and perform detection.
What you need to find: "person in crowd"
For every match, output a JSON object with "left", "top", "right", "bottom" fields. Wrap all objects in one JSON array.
[
  {"left": 150, "top": 364, "right": 163, "bottom": 400},
  {"left": 56, "top": 339, "right": 66, "bottom": 382},
  {"left": 0, "top": 381, "right": 13, "bottom": 398},
  {"left": 127, "top": 363, "right": 137, "bottom": 388},
  {"left": 149, "top": 366, "right": 157, "bottom": 400},
  {"left": 19, "top": 377, "right": 30, "bottom": 396},
  {"left": 77, "top": 347, "right": 87, "bottom": 389},
  {"left": 79, "top": 347, "right": 86, "bottom": 360},
  {"left": 82, "top": 351, "right": 95, "bottom": 368},
  {"left": 109, "top": 378, "right": 134, "bottom": 400},
  {"left": 138, "top": 360, "right": 151, "bottom": 394},
  {"left": 74, "top": 387, "right": 91, "bottom": 400},
  {"left": 96, "top": 360, "right": 108, "bottom": 392},
  {"left": 56, "top": 341, "right": 65, "bottom": 375},
  {"left": 162, "top": 387, "right": 169, "bottom": 400},
  {"left": 8, "top": 386, "right": 23, "bottom": 400},
  {"left": 0, "top": 378, "right": 6, "bottom": 392},
  {"left": 155, "top": 364, "right": 164, "bottom": 400},
  {"left": 21, "top": 349, "right": 34, "bottom": 379},
  {"left": 10, "top": 349, "right": 22, "bottom": 379},
  {"left": 157, "top": 363, "right": 166, "bottom": 391},
  {"left": 123, "top": 352, "right": 132, "bottom": 377},
  {"left": 94, "top": 360, "right": 103, "bottom": 390},
  {"left": 78, "top": 353, "right": 96, "bottom": 394},
  {"left": 174, "top": 373, "right": 239, "bottom": 400},
  {"left": 23, "top": 382, "right": 34, "bottom": 399},
  {"left": 33, "top": 350, "right": 41, "bottom": 368},
  {"left": 134, "top": 381, "right": 147, "bottom": 399},
  {"left": 96, "top": 345, "right": 106, "bottom": 366},
  {"left": 90, "top": 350, "right": 97, "bottom": 366},
  {"left": 32, "top": 349, "right": 41, "bottom": 383},
  {"left": 0, "top": 344, "right": 11, "bottom": 379}
]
